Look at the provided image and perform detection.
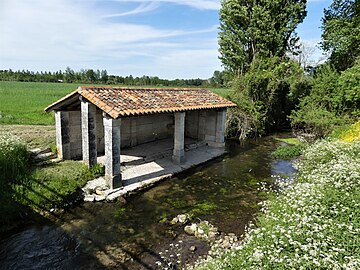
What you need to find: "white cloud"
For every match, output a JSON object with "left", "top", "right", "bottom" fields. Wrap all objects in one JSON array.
[
  {"left": 0, "top": 0, "right": 220, "bottom": 78},
  {"left": 113, "top": 0, "right": 220, "bottom": 10},
  {"left": 103, "top": 2, "right": 160, "bottom": 18}
]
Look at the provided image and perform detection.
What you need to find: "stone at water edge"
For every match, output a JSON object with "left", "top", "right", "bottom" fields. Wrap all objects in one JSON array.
[
  {"left": 170, "top": 217, "right": 179, "bottom": 225},
  {"left": 170, "top": 214, "right": 189, "bottom": 225},
  {"left": 177, "top": 214, "right": 188, "bottom": 224},
  {"left": 189, "top": 246, "right": 197, "bottom": 252},
  {"left": 184, "top": 223, "right": 197, "bottom": 235}
]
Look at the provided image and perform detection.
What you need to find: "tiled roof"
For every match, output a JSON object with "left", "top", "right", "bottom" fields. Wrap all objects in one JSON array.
[{"left": 45, "top": 86, "right": 237, "bottom": 118}]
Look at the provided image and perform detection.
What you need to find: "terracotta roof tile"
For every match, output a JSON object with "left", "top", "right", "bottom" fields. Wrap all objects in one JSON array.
[{"left": 45, "top": 86, "right": 237, "bottom": 118}]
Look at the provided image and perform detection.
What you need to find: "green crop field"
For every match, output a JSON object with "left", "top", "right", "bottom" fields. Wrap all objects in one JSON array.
[
  {"left": 0, "top": 82, "right": 78, "bottom": 125},
  {"left": 0, "top": 81, "right": 232, "bottom": 126}
]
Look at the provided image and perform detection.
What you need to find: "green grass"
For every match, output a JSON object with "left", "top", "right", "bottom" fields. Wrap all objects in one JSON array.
[
  {"left": 274, "top": 137, "right": 301, "bottom": 145},
  {"left": 272, "top": 144, "right": 304, "bottom": 159},
  {"left": 23, "top": 161, "right": 104, "bottom": 210},
  {"left": 272, "top": 137, "right": 304, "bottom": 159},
  {"left": 0, "top": 132, "right": 104, "bottom": 230},
  {"left": 0, "top": 81, "right": 78, "bottom": 125},
  {"left": 210, "top": 88, "right": 233, "bottom": 98}
]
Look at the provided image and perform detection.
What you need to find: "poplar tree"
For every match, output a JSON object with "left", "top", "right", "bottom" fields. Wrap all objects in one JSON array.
[
  {"left": 321, "top": 0, "right": 360, "bottom": 71},
  {"left": 218, "top": 0, "right": 307, "bottom": 75}
]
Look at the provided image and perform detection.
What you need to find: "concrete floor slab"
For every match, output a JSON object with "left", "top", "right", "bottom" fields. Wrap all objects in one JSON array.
[{"left": 83, "top": 138, "right": 226, "bottom": 201}]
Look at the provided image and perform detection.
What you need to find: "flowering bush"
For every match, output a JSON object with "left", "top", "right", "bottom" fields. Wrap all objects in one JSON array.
[
  {"left": 339, "top": 120, "right": 360, "bottom": 142},
  {"left": 0, "top": 133, "right": 29, "bottom": 188},
  {"left": 194, "top": 139, "right": 360, "bottom": 269}
]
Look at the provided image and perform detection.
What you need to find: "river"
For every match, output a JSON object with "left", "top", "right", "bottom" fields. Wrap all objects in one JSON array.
[{"left": 0, "top": 134, "right": 295, "bottom": 270}]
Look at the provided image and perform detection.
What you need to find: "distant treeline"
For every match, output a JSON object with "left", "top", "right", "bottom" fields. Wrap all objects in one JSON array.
[{"left": 0, "top": 67, "right": 226, "bottom": 87}]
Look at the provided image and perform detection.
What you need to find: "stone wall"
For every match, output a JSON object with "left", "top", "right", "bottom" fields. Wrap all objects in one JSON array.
[
  {"left": 68, "top": 110, "right": 82, "bottom": 159},
  {"left": 185, "top": 110, "right": 217, "bottom": 142},
  {"left": 204, "top": 110, "right": 217, "bottom": 142},
  {"left": 63, "top": 108, "right": 224, "bottom": 160},
  {"left": 96, "top": 113, "right": 174, "bottom": 149},
  {"left": 185, "top": 111, "right": 199, "bottom": 139}
]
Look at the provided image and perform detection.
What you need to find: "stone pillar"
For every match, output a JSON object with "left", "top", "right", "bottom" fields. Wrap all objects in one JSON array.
[
  {"left": 215, "top": 109, "right": 227, "bottom": 147},
  {"left": 172, "top": 112, "right": 185, "bottom": 163},
  {"left": 81, "top": 101, "right": 97, "bottom": 167},
  {"left": 103, "top": 115, "right": 122, "bottom": 189},
  {"left": 55, "top": 110, "right": 71, "bottom": 159}
]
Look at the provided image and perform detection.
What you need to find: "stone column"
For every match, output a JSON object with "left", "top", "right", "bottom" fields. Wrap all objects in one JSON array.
[
  {"left": 81, "top": 101, "right": 97, "bottom": 167},
  {"left": 103, "top": 115, "right": 122, "bottom": 189},
  {"left": 55, "top": 110, "right": 71, "bottom": 159},
  {"left": 215, "top": 109, "right": 227, "bottom": 147},
  {"left": 172, "top": 112, "right": 185, "bottom": 163}
]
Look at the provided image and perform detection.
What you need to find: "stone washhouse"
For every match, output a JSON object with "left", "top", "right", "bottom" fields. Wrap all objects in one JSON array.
[{"left": 45, "top": 86, "right": 236, "bottom": 191}]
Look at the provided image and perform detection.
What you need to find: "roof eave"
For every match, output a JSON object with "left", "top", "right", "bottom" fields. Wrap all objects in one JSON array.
[{"left": 44, "top": 87, "right": 81, "bottom": 112}]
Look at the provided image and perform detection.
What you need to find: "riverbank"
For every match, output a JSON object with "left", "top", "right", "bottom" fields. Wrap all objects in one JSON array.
[
  {"left": 192, "top": 136, "right": 360, "bottom": 269},
  {"left": 0, "top": 134, "right": 295, "bottom": 269},
  {"left": 0, "top": 130, "right": 104, "bottom": 232}
]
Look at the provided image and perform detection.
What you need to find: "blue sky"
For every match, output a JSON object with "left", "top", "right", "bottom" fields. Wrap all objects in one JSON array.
[{"left": 0, "top": 0, "right": 332, "bottom": 79}]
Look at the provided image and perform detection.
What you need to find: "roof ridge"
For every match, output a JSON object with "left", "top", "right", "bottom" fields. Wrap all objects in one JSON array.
[{"left": 79, "top": 86, "right": 207, "bottom": 91}]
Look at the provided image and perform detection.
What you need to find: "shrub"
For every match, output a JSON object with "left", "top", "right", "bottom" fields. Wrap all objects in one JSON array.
[
  {"left": 0, "top": 133, "right": 30, "bottom": 229},
  {"left": 272, "top": 144, "right": 303, "bottom": 159},
  {"left": 339, "top": 120, "right": 360, "bottom": 142},
  {"left": 228, "top": 57, "right": 311, "bottom": 139},
  {"left": 290, "top": 62, "right": 360, "bottom": 137},
  {"left": 0, "top": 133, "right": 29, "bottom": 190}
]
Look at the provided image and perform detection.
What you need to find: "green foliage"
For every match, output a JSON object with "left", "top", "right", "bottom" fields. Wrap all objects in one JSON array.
[
  {"left": 218, "top": 0, "right": 307, "bottom": 74},
  {"left": 290, "top": 62, "right": 359, "bottom": 136},
  {"left": 321, "top": 0, "right": 360, "bottom": 71},
  {"left": 0, "top": 133, "right": 30, "bottom": 189},
  {"left": 0, "top": 68, "right": 211, "bottom": 87},
  {"left": 272, "top": 144, "right": 303, "bottom": 159},
  {"left": 330, "top": 120, "right": 360, "bottom": 142},
  {"left": 0, "top": 134, "right": 31, "bottom": 229},
  {"left": 228, "top": 57, "right": 311, "bottom": 138},
  {"left": 338, "top": 61, "right": 360, "bottom": 116}
]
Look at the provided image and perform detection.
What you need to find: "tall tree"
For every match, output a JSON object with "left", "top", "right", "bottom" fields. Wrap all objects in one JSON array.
[
  {"left": 218, "top": 0, "right": 307, "bottom": 75},
  {"left": 321, "top": 0, "right": 360, "bottom": 71}
]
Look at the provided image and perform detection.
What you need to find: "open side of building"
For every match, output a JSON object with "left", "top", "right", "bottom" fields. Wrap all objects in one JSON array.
[{"left": 45, "top": 86, "right": 237, "bottom": 190}]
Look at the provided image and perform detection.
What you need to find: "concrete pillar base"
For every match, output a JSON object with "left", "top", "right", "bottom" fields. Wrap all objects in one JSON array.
[
  {"left": 172, "top": 148, "right": 185, "bottom": 163},
  {"left": 106, "top": 174, "right": 122, "bottom": 190}
]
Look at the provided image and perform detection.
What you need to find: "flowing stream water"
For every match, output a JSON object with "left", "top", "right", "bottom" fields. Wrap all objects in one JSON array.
[{"left": 0, "top": 134, "right": 296, "bottom": 270}]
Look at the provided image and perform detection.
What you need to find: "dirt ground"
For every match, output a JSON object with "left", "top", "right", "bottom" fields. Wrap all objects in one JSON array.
[{"left": 0, "top": 125, "right": 55, "bottom": 149}]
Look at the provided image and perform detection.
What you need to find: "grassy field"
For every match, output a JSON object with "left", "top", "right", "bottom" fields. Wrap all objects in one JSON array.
[
  {"left": 0, "top": 81, "right": 232, "bottom": 126},
  {"left": 0, "top": 82, "right": 78, "bottom": 125}
]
